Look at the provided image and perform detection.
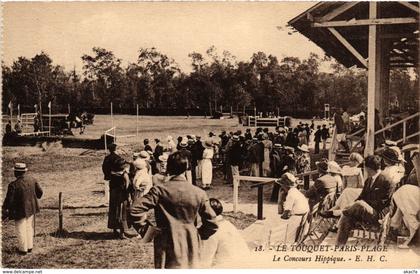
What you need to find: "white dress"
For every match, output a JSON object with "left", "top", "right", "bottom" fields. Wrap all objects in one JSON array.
[{"left": 201, "top": 148, "right": 214, "bottom": 186}]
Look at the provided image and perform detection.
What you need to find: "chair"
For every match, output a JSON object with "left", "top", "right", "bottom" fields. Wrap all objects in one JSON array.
[
  {"left": 351, "top": 212, "right": 391, "bottom": 245},
  {"left": 301, "top": 203, "right": 328, "bottom": 245}
]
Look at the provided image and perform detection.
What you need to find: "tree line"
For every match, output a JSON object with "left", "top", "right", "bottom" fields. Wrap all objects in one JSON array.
[{"left": 2, "top": 46, "right": 418, "bottom": 117}]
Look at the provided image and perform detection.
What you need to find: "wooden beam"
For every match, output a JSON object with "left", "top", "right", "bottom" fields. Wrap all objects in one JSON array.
[
  {"left": 398, "top": 2, "right": 420, "bottom": 14},
  {"left": 313, "top": 17, "right": 418, "bottom": 28},
  {"left": 328, "top": 27, "right": 368, "bottom": 68},
  {"left": 318, "top": 2, "right": 359, "bottom": 22},
  {"left": 365, "top": 1, "right": 379, "bottom": 157}
]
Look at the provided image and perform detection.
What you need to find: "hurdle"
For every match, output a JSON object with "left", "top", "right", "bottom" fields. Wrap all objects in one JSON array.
[{"left": 103, "top": 126, "right": 136, "bottom": 152}]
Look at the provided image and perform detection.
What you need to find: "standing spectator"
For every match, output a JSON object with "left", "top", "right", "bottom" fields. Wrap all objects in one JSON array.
[
  {"left": 228, "top": 135, "right": 242, "bottom": 187},
  {"left": 102, "top": 143, "right": 122, "bottom": 206},
  {"left": 248, "top": 137, "right": 264, "bottom": 177},
  {"left": 167, "top": 136, "right": 177, "bottom": 153},
  {"left": 153, "top": 153, "right": 169, "bottom": 186},
  {"left": 194, "top": 135, "right": 205, "bottom": 181},
  {"left": 179, "top": 138, "right": 193, "bottom": 184},
  {"left": 304, "top": 124, "right": 311, "bottom": 144},
  {"left": 144, "top": 139, "right": 153, "bottom": 153},
  {"left": 334, "top": 110, "right": 350, "bottom": 152},
  {"left": 201, "top": 140, "right": 214, "bottom": 189},
  {"left": 130, "top": 151, "right": 218, "bottom": 269},
  {"left": 314, "top": 125, "right": 322, "bottom": 154},
  {"left": 295, "top": 144, "right": 311, "bottom": 175},
  {"left": 342, "top": 107, "right": 350, "bottom": 133},
  {"left": 321, "top": 125, "right": 330, "bottom": 151},
  {"left": 187, "top": 137, "right": 198, "bottom": 185},
  {"left": 2, "top": 163, "right": 43, "bottom": 255},
  {"left": 153, "top": 139, "right": 164, "bottom": 163},
  {"left": 244, "top": 128, "right": 252, "bottom": 141},
  {"left": 132, "top": 159, "right": 153, "bottom": 201},
  {"left": 108, "top": 158, "right": 131, "bottom": 239},
  {"left": 261, "top": 134, "right": 273, "bottom": 177},
  {"left": 14, "top": 120, "right": 23, "bottom": 134},
  {"left": 5, "top": 120, "right": 12, "bottom": 134}
]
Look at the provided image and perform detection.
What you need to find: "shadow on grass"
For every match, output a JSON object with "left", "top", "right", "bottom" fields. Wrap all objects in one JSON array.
[
  {"left": 70, "top": 212, "right": 107, "bottom": 217},
  {"left": 92, "top": 190, "right": 105, "bottom": 195},
  {"left": 50, "top": 230, "right": 115, "bottom": 241}
]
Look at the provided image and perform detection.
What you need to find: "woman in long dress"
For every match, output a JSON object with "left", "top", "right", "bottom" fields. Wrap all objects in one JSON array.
[
  {"left": 108, "top": 158, "right": 131, "bottom": 239},
  {"left": 201, "top": 140, "right": 214, "bottom": 189},
  {"left": 261, "top": 134, "right": 273, "bottom": 177}
]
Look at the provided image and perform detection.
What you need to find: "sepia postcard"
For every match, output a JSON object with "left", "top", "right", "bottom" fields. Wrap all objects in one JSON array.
[{"left": 1, "top": 1, "right": 419, "bottom": 271}]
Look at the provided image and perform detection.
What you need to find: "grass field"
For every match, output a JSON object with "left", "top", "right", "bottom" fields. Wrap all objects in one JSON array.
[{"left": 1, "top": 115, "right": 270, "bottom": 268}]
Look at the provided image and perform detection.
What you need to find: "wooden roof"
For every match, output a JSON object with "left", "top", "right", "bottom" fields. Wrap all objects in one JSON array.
[{"left": 288, "top": 2, "right": 419, "bottom": 68}]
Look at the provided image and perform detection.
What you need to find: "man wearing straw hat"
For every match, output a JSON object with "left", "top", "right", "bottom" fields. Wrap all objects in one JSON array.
[{"left": 2, "top": 163, "right": 43, "bottom": 255}]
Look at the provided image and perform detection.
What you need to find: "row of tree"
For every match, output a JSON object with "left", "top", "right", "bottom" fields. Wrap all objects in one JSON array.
[{"left": 2, "top": 46, "right": 418, "bottom": 117}]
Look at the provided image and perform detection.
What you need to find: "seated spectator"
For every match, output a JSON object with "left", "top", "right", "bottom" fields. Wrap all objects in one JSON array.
[
  {"left": 243, "top": 173, "right": 309, "bottom": 249},
  {"left": 304, "top": 159, "right": 338, "bottom": 208},
  {"left": 342, "top": 152, "right": 364, "bottom": 189},
  {"left": 336, "top": 155, "right": 395, "bottom": 246},
  {"left": 200, "top": 198, "right": 250, "bottom": 267},
  {"left": 381, "top": 146, "right": 405, "bottom": 187}
]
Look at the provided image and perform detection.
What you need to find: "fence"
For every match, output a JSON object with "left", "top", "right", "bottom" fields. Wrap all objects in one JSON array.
[{"left": 103, "top": 127, "right": 136, "bottom": 152}]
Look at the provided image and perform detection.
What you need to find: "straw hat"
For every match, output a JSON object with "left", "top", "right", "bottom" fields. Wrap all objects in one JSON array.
[
  {"left": 231, "top": 135, "right": 240, "bottom": 142},
  {"left": 158, "top": 153, "right": 169, "bottom": 162},
  {"left": 13, "top": 163, "right": 28, "bottom": 172},
  {"left": 179, "top": 137, "right": 188, "bottom": 148},
  {"left": 297, "top": 144, "right": 309, "bottom": 153},
  {"left": 277, "top": 172, "right": 297, "bottom": 188},
  {"left": 382, "top": 147, "right": 404, "bottom": 164},
  {"left": 139, "top": 151, "right": 150, "bottom": 160},
  {"left": 327, "top": 161, "right": 342, "bottom": 175},
  {"left": 204, "top": 140, "right": 213, "bottom": 148}
]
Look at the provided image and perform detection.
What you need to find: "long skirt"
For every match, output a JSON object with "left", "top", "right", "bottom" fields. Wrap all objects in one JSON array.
[
  {"left": 262, "top": 149, "right": 271, "bottom": 177},
  {"left": 201, "top": 159, "right": 213, "bottom": 186},
  {"left": 108, "top": 188, "right": 129, "bottom": 230}
]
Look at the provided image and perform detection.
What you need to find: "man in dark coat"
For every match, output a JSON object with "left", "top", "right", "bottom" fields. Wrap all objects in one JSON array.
[
  {"left": 336, "top": 155, "right": 395, "bottom": 246},
  {"left": 247, "top": 137, "right": 264, "bottom": 177},
  {"left": 321, "top": 125, "right": 330, "bottom": 151},
  {"left": 144, "top": 139, "right": 153, "bottom": 153},
  {"left": 179, "top": 138, "right": 193, "bottom": 184},
  {"left": 130, "top": 151, "right": 218, "bottom": 268},
  {"left": 153, "top": 139, "right": 164, "bottom": 163},
  {"left": 2, "top": 163, "right": 43, "bottom": 255},
  {"left": 228, "top": 135, "right": 242, "bottom": 186},
  {"left": 314, "top": 125, "right": 322, "bottom": 154},
  {"left": 244, "top": 129, "right": 252, "bottom": 141}
]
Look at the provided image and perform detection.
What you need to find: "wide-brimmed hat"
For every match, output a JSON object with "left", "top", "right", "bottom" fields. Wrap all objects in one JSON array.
[
  {"left": 297, "top": 144, "right": 309, "bottom": 153},
  {"left": 231, "top": 135, "right": 240, "bottom": 142},
  {"left": 382, "top": 147, "right": 404, "bottom": 163},
  {"left": 316, "top": 159, "right": 329, "bottom": 173},
  {"left": 327, "top": 161, "right": 342, "bottom": 175},
  {"left": 139, "top": 151, "right": 150, "bottom": 160},
  {"left": 382, "top": 140, "right": 398, "bottom": 147},
  {"left": 277, "top": 172, "right": 297, "bottom": 188},
  {"left": 349, "top": 152, "right": 364, "bottom": 164},
  {"left": 179, "top": 137, "right": 188, "bottom": 148},
  {"left": 274, "top": 143, "right": 282, "bottom": 149},
  {"left": 133, "top": 152, "right": 141, "bottom": 159},
  {"left": 158, "top": 153, "right": 169, "bottom": 162},
  {"left": 13, "top": 162, "right": 28, "bottom": 172},
  {"left": 133, "top": 158, "right": 147, "bottom": 170},
  {"left": 204, "top": 140, "right": 213, "bottom": 148},
  {"left": 154, "top": 138, "right": 160, "bottom": 143},
  {"left": 284, "top": 146, "right": 295, "bottom": 153},
  {"left": 278, "top": 127, "right": 285, "bottom": 133}
]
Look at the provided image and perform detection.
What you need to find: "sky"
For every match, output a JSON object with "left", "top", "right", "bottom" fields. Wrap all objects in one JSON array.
[{"left": 2, "top": 1, "right": 325, "bottom": 73}]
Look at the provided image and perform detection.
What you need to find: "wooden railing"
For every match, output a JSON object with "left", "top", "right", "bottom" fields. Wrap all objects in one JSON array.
[{"left": 375, "top": 112, "right": 419, "bottom": 144}]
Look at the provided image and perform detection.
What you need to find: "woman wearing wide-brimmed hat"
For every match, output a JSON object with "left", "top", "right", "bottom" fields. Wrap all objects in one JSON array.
[
  {"left": 381, "top": 146, "right": 405, "bottom": 186},
  {"left": 201, "top": 140, "right": 214, "bottom": 189},
  {"left": 296, "top": 144, "right": 311, "bottom": 175}
]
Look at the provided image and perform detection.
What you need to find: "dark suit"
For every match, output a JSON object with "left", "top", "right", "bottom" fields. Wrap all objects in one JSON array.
[
  {"left": 305, "top": 174, "right": 338, "bottom": 208},
  {"left": 336, "top": 173, "right": 395, "bottom": 245},
  {"left": 102, "top": 152, "right": 123, "bottom": 181},
  {"left": 2, "top": 175, "right": 43, "bottom": 220},
  {"left": 154, "top": 144, "right": 164, "bottom": 162}
]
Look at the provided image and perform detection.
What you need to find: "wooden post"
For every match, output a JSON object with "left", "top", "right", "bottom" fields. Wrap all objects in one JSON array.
[
  {"left": 136, "top": 104, "right": 139, "bottom": 137},
  {"left": 277, "top": 107, "right": 279, "bottom": 118},
  {"left": 254, "top": 107, "right": 257, "bottom": 128},
  {"left": 403, "top": 121, "right": 407, "bottom": 142},
  {"left": 17, "top": 104, "right": 20, "bottom": 119},
  {"left": 230, "top": 106, "right": 233, "bottom": 117},
  {"left": 9, "top": 101, "right": 13, "bottom": 128},
  {"left": 48, "top": 102, "right": 52, "bottom": 136},
  {"left": 111, "top": 102, "right": 114, "bottom": 128},
  {"left": 58, "top": 192, "right": 63, "bottom": 232},
  {"left": 257, "top": 185, "right": 264, "bottom": 220},
  {"left": 233, "top": 177, "right": 239, "bottom": 213},
  {"left": 365, "top": 2, "right": 379, "bottom": 156},
  {"left": 67, "top": 104, "right": 71, "bottom": 115}
]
